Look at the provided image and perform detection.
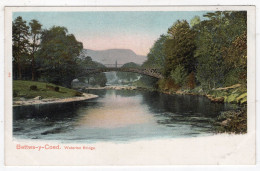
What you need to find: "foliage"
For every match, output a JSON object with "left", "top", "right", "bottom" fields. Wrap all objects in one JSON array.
[
  {"left": 157, "top": 78, "right": 180, "bottom": 92},
  {"left": 76, "top": 54, "right": 107, "bottom": 87},
  {"left": 116, "top": 62, "right": 141, "bottom": 82},
  {"left": 142, "top": 35, "right": 167, "bottom": 72},
  {"left": 195, "top": 11, "right": 247, "bottom": 89},
  {"left": 190, "top": 16, "right": 201, "bottom": 27},
  {"left": 223, "top": 32, "right": 247, "bottom": 86},
  {"left": 36, "top": 26, "right": 83, "bottom": 87},
  {"left": 28, "top": 19, "right": 42, "bottom": 80},
  {"left": 164, "top": 20, "right": 196, "bottom": 76},
  {"left": 133, "top": 75, "right": 158, "bottom": 89},
  {"left": 216, "top": 107, "right": 247, "bottom": 134},
  {"left": 186, "top": 72, "right": 196, "bottom": 89},
  {"left": 170, "top": 65, "right": 187, "bottom": 86},
  {"left": 12, "top": 16, "right": 30, "bottom": 79}
]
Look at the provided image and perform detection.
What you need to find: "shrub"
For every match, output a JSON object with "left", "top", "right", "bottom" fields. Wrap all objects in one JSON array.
[
  {"left": 46, "top": 84, "right": 55, "bottom": 91},
  {"left": 170, "top": 65, "right": 187, "bottom": 86},
  {"left": 29, "top": 85, "right": 37, "bottom": 91},
  {"left": 13, "top": 90, "right": 18, "bottom": 97},
  {"left": 186, "top": 72, "right": 196, "bottom": 89},
  {"left": 54, "top": 86, "right": 60, "bottom": 92}
]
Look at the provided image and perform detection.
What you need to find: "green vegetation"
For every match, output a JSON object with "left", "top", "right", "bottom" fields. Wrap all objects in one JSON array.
[
  {"left": 141, "top": 11, "right": 247, "bottom": 133},
  {"left": 142, "top": 11, "right": 247, "bottom": 104},
  {"left": 12, "top": 16, "right": 107, "bottom": 88},
  {"left": 215, "top": 107, "right": 247, "bottom": 133},
  {"left": 13, "top": 80, "right": 82, "bottom": 100},
  {"left": 116, "top": 62, "right": 141, "bottom": 82},
  {"left": 76, "top": 55, "right": 107, "bottom": 87}
]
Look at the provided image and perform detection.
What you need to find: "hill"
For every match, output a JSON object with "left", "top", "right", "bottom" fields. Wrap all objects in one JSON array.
[{"left": 80, "top": 49, "right": 147, "bottom": 65}]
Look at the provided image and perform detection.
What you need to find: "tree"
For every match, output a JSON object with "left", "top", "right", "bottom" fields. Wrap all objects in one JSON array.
[
  {"left": 12, "top": 16, "right": 30, "bottom": 79},
  {"left": 29, "top": 19, "right": 42, "bottom": 81},
  {"left": 76, "top": 53, "right": 107, "bottom": 87},
  {"left": 170, "top": 65, "right": 188, "bottom": 86},
  {"left": 190, "top": 16, "right": 201, "bottom": 28},
  {"left": 37, "top": 26, "right": 83, "bottom": 86},
  {"left": 223, "top": 32, "right": 247, "bottom": 86},
  {"left": 195, "top": 11, "right": 247, "bottom": 89},
  {"left": 164, "top": 20, "right": 196, "bottom": 77},
  {"left": 142, "top": 34, "right": 167, "bottom": 72}
]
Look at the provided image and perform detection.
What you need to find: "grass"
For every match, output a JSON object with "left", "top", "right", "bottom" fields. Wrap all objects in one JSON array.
[{"left": 13, "top": 80, "right": 81, "bottom": 100}]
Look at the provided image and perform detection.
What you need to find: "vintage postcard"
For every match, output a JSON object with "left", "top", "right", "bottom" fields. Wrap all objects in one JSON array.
[{"left": 4, "top": 6, "right": 256, "bottom": 165}]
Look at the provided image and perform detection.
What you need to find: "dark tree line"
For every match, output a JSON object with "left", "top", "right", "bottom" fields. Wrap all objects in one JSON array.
[
  {"left": 143, "top": 11, "right": 247, "bottom": 91},
  {"left": 12, "top": 16, "right": 106, "bottom": 87}
]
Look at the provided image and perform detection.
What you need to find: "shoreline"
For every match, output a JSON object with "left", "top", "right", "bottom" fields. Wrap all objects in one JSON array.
[
  {"left": 85, "top": 85, "right": 138, "bottom": 90},
  {"left": 85, "top": 85, "right": 233, "bottom": 103},
  {"left": 13, "top": 93, "right": 98, "bottom": 106}
]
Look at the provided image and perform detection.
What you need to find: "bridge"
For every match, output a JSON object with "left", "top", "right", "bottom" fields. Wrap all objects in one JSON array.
[{"left": 76, "top": 62, "right": 163, "bottom": 79}]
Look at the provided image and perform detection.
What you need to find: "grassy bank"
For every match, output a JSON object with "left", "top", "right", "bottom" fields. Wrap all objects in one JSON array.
[{"left": 13, "top": 80, "right": 82, "bottom": 100}]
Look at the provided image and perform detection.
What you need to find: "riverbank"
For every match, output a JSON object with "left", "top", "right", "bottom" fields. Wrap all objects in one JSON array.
[
  {"left": 13, "top": 80, "right": 98, "bottom": 106},
  {"left": 13, "top": 93, "right": 98, "bottom": 106},
  {"left": 157, "top": 84, "right": 247, "bottom": 134},
  {"left": 86, "top": 85, "right": 139, "bottom": 90},
  {"left": 160, "top": 84, "right": 247, "bottom": 104}
]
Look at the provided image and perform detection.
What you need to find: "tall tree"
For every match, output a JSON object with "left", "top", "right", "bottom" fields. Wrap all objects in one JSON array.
[
  {"left": 37, "top": 26, "right": 83, "bottom": 86},
  {"left": 12, "top": 16, "right": 29, "bottom": 79},
  {"left": 29, "top": 19, "right": 42, "bottom": 81},
  {"left": 164, "top": 20, "right": 196, "bottom": 77},
  {"left": 195, "top": 11, "right": 247, "bottom": 89}
]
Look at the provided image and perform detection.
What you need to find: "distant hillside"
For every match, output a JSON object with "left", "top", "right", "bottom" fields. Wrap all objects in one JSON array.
[{"left": 80, "top": 49, "right": 147, "bottom": 65}]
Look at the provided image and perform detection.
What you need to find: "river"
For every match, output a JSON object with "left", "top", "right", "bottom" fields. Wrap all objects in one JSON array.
[{"left": 13, "top": 89, "right": 237, "bottom": 143}]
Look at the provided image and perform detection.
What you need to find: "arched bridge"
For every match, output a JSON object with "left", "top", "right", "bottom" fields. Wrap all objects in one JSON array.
[{"left": 76, "top": 63, "right": 163, "bottom": 79}]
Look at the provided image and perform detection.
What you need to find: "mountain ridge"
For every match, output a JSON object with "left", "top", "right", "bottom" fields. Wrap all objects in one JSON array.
[{"left": 80, "top": 49, "right": 147, "bottom": 65}]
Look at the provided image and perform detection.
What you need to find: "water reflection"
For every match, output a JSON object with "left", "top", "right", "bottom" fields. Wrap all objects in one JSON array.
[{"left": 13, "top": 90, "right": 237, "bottom": 142}]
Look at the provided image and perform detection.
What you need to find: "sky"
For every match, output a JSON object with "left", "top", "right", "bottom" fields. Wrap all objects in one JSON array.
[{"left": 13, "top": 11, "right": 208, "bottom": 56}]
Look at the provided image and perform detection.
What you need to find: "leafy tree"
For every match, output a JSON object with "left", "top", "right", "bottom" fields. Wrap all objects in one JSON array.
[
  {"left": 28, "top": 19, "right": 42, "bottom": 80},
  {"left": 142, "top": 34, "right": 167, "bottom": 72},
  {"left": 170, "top": 65, "right": 188, "bottom": 86},
  {"left": 76, "top": 53, "right": 107, "bottom": 87},
  {"left": 195, "top": 11, "right": 247, "bottom": 89},
  {"left": 164, "top": 20, "right": 196, "bottom": 77},
  {"left": 12, "top": 16, "right": 30, "bottom": 79},
  {"left": 190, "top": 16, "right": 201, "bottom": 27},
  {"left": 223, "top": 32, "right": 247, "bottom": 86},
  {"left": 37, "top": 26, "right": 83, "bottom": 86}
]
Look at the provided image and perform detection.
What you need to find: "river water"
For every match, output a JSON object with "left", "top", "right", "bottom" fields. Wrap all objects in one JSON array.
[{"left": 13, "top": 89, "right": 237, "bottom": 143}]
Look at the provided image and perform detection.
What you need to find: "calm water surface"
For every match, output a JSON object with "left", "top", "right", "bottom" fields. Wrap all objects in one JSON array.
[{"left": 13, "top": 90, "right": 237, "bottom": 143}]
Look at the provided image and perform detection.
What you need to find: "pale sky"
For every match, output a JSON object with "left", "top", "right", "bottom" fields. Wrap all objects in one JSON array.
[{"left": 13, "top": 11, "right": 208, "bottom": 56}]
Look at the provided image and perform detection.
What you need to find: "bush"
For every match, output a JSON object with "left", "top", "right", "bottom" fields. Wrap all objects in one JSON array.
[
  {"left": 13, "top": 90, "right": 18, "bottom": 97},
  {"left": 29, "top": 85, "right": 37, "bottom": 91},
  {"left": 157, "top": 78, "right": 180, "bottom": 92},
  {"left": 216, "top": 107, "right": 247, "bottom": 134},
  {"left": 186, "top": 72, "right": 196, "bottom": 89},
  {"left": 46, "top": 84, "right": 55, "bottom": 91},
  {"left": 170, "top": 65, "right": 187, "bottom": 86},
  {"left": 54, "top": 86, "right": 60, "bottom": 92}
]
